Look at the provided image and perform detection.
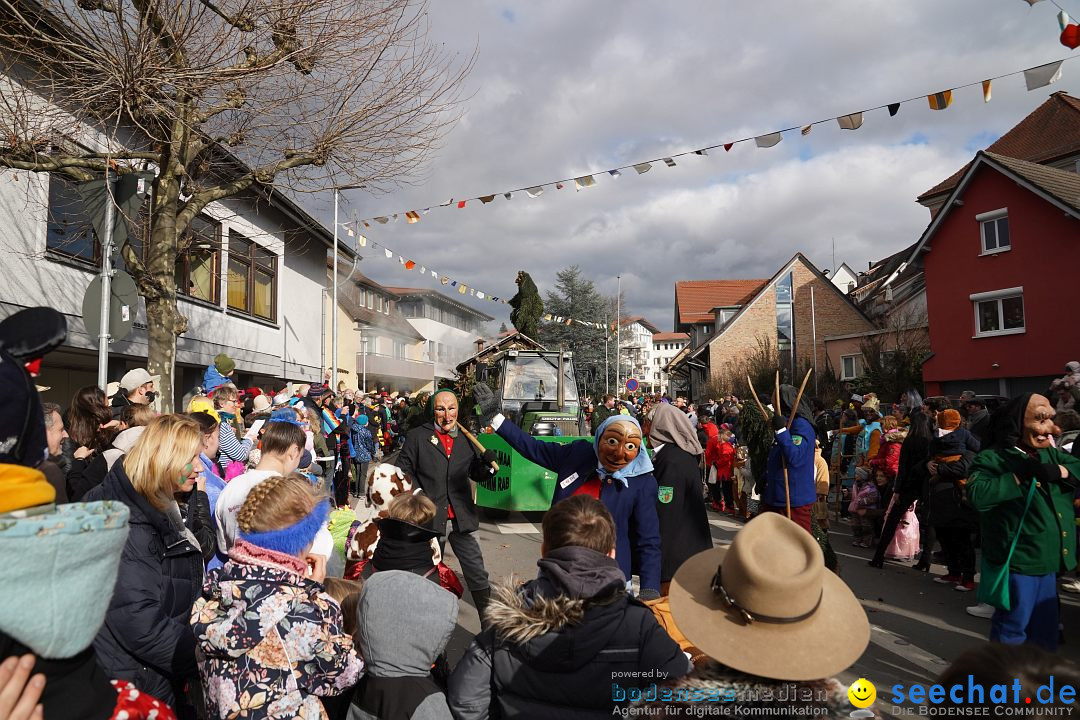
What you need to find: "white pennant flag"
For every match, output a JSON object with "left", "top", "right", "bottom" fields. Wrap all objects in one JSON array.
[
  {"left": 384, "top": 248, "right": 393, "bottom": 259},
  {"left": 633, "top": 162, "right": 652, "bottom": 174},
  {"left": 357, "top": 235, "right": 367, "bottom": 247},
  {"left": 836, "top": 113, "right": 864, "bottom": 130},
  {"left": 525, "top": 186, "right": 544, "bottom": 198},
  {"left": 1024, "top": 60, "right": 1063, "bottom": 90},
  {"left": 755, "top": 132, "right": 782, "bottom": 148},
  {"left": 574, "top": 175, "right": 596, "bottom": 191}
]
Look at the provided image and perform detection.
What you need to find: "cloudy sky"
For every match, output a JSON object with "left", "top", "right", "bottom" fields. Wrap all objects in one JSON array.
[{"left": 311, "top": 0, "right": 1075, "bottom": 332}]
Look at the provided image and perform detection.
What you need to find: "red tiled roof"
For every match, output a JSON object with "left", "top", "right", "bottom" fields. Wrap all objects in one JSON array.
[
  {"left": 918, "top": 92, "right": 1080, "bottom": 201},
  {"left": 651, "top": 332, "right": 689, "bottom": 342},
  {"left": 674, "top": 279, "right": 769, "bottom": 325}
]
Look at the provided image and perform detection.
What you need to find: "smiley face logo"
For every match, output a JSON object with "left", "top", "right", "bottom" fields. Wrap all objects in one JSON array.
[{"left": 848, "top": 678, "right": 876, "bottom": 708}]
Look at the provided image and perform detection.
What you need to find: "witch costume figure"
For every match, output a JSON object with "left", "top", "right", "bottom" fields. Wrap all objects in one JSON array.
[
  {"left": 967, "top": 393, "right": 1080, "bottom": 651},
  {"left": 398, "top": 390, "right": 499, "bottom": 622},
  {"left": 475, "top": 386, "right": 662, "bottom": 599}
]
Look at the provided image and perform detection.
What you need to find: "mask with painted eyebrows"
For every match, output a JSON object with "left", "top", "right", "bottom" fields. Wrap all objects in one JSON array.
[{"left": 597, "top": 421, "right": 641, "bottom": 472}]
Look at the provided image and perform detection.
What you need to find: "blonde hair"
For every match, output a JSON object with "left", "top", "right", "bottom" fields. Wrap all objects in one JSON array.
[
  {"left": 236, "top": 473, "right": 324, "bottom": 533},
  {"left": 881, "top": 416, "right": 899, "bottom": 432},
  {"left": 123, "top": 414, "right": 202, "bottom": 511},
  {"left": 120, "top": 403, "right": 156, "bottom": 428},
  {"left": 388, "top": 492, "right": 436, "bottom": 527}
]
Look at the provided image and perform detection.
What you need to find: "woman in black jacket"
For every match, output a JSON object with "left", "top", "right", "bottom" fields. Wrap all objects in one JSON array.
[
  {"left": 65, "top": 385, "right": 119, "bottom": 500},
  {"left": 648, "top": 403, "right": 713, "bottom": 588},
  {"left": 869, "top": 409, "right": 933, "bottom": 568},
  {"left": 84, "top": 414, "right": 207, "bottom": 715}
]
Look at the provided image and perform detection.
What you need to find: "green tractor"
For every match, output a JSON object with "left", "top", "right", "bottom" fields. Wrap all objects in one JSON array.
[{"left": 473, "top": 349, "right": 589, "bottom": 516}]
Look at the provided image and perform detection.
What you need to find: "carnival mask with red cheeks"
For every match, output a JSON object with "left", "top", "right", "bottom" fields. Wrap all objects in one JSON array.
[
  {"left": 597, "top": 421, "right": 641, "bottom": 473},
  {"left": 433, "top": 392, "right": 458, "bottom": 433},
  {"left": 1022, "top": 394, "right": 1058, "bottom": 451}
]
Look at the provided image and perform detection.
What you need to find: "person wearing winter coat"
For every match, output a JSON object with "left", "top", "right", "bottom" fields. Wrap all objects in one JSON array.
[
  {"left": 201, "top": 353, "right": 235, "bottom": 396},
  {"left": 189, "top": 409, "right": 228, "bottom": 570},
  {"left": 868, "top": 424, "right": 905, "bottom": 483},
  {"left": 193, "top": 473, "right": 362, "bottom": 719},
  {"left": 870, "top": 409, "right": 933, "bottom": 569},
  {"left": 927, "top": 409, "right": 981, "bottom": 591},
  {"left": 648, "top": 403, "right": 713, "bottom": 586},
  {"left": 448, "top": 496, "right": 690, "bottom": 719},
  {"left": 349, "top": 570, "right": 457, "bottom": 720},
  {"left": 967, "top": 393, "right": 1080, "bottom": 651},
  {"left": 84, "top": 414, "right": 208, "bottom": 713},
  {"left": 762, "top": 385, "right": 817, "bottom": 532},
  {"left": 0, "top": 311, "right": 180, "bottom": 720},
  {"left": 349, "top": 413, "right": 376, "bottom": 499}
]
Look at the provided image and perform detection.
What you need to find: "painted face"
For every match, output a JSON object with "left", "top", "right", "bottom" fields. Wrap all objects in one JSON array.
[
  {"left": 1022, "top": 394, "right": 1058, "bottom": 451},
  {"left": 597, "top": 421, "right": 642, "bottom": 472},
  {"left": 177, "top": 454, "right": 203, "bottom": 492},
  {"left": 433, "top": 392, "right": 458, "bottom": 433}
]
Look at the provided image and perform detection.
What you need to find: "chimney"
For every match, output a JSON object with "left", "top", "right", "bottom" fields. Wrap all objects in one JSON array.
[{"left": 474, "top": 338, "right": 486, "bottom": 354}]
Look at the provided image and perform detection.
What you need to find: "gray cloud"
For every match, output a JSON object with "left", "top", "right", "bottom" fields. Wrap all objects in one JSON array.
[{"left": 308, "top": 0, "right": 1076, "bottom": 330}]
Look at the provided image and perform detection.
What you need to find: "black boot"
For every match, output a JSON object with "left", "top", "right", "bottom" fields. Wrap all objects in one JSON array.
[{"left": 471, "top": 587, "right": 492, "bottom": 630}]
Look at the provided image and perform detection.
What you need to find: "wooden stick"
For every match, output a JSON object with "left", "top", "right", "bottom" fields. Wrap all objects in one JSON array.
[
  {"left": 746, "top": 376, "right": 770, "bottom": 419},
  {"left": 787, "top": 368, "right": 814, "bottom": 431},
  {"left": 458, "top": 423, "right": 499, "bottom": 472},
  {"left": 772, "top": 371, "right": 791, "bottom": 519}
]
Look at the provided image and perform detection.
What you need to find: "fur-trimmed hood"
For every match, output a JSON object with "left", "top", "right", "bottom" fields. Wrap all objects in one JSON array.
[{"left": 485, "top": 546, "right": 630, "bottom": 672}]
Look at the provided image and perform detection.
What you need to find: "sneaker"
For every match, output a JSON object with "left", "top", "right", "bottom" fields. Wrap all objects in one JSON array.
[
  {"left": 966, "top": 602, "right": 995, "bottom": 619},
  {"left": 954, "top": 581, "right": 975, "bottom": 592},
  {"left": 934, "top": 574, "right": 961, "bottom": 584},
  {"left": 1061, "top": 577, "right": 1080, "bottom": 594}
]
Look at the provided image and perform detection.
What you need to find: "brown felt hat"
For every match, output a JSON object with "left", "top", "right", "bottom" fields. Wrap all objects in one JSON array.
[{"left": 669, "top": 512, "right": 869, "bottom": 681}]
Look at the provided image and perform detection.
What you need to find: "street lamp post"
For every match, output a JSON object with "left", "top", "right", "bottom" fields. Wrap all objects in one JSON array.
[{"left": 331, "top": 183, "right": 365, "bottom": 393}]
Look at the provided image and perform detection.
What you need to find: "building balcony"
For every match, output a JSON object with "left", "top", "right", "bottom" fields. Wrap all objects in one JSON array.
[{"left": 357, "top": 352, "right": 434, "bottom": 382}]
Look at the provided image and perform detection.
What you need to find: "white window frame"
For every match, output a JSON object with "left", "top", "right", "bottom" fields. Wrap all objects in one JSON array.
[
  {"left": 970, "top": 287, "right": 1025, "bottom": 338},
  {"left": 840, "top": 354, "right": 859, "bottom": 381},
  {"left": 976, "top": 208, "right": 1010, "bottom": 256}
]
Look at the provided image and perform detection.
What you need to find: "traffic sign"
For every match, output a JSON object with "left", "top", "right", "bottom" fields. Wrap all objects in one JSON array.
[
  {"left": 625, "top": 378, "right": 639, "bottom": 392},
  {"left": 82, "top": 270, "right": 139, "bottom": 344}
]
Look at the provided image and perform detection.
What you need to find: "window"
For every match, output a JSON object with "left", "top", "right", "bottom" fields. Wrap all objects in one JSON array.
[
  {"left": 393, "top": 340, "right": 406, "bottom": 359},
  {"left": 367, "top": 290, "right": 373, "bottom": 310},
  {"left": 46, "top": 174, "right": 99, "bottom": 263},
  {"left": 977, "top": 209, "right": 1010, "bottom": 254},
  {"left": 841, "top": 355, "right": 859, "bottom": 380},
  {"left": 227, "top": 232, "right": 277, "bottom": 321},
  {"left": 176, "top": 215, "right": 221, "bottom": 303},
  {"left": 971, "top": 288, "right": 1025, "bottom": 337},
  {"left": 775, "top": 272, "right": 794, "bottom": 379}
]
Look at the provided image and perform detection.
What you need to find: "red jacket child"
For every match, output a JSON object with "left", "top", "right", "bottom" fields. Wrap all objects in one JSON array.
[{"left": 868, "top": 428, "right": 905, "bottom": 481}]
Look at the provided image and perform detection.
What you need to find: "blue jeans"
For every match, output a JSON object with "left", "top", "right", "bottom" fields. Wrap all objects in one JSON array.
[{"left": 990, "top": 572, "right": 1059, "bottom": 651}]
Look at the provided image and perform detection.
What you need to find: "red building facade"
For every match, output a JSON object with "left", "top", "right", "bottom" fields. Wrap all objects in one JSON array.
[{"left": 917, "top": 153, "right": 1080, "bottom": 396}]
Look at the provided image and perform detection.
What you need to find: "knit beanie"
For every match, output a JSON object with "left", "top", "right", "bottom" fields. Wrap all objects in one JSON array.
[
  {"left": 214, "top": 353, "right": 236, "bottom": 375},
  {"left": 937, "top": 409, "right": 962, "bottom": 431}
]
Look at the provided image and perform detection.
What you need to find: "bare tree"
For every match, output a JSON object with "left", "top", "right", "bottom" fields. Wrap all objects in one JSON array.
[{"left": 0, "top": 0, "right": 470, "bottom": 408}]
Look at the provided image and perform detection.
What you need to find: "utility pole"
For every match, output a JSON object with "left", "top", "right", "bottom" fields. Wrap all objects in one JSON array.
[
  {"left": 332, "top": 188, "right": 339, "bottom": 392},
  {"left": 97, "top": 170, "right": 115, "bottom": 391},
  {"left": 616, "top": 275, "right": 621, "bottom": 396}
]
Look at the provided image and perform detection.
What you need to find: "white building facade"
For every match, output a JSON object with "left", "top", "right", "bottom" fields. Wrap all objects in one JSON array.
[
  {"left": 650, "top": 332, "right": 690, "bottom": 396},
  {"left": 387, "top": 287, "right": 493, "bottom": 383}
]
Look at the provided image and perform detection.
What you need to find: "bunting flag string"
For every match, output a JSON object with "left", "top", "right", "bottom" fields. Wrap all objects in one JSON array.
[
  {"left": 341, "top": 55, "right": 1078, "bottom": 230},
  {"left": 336, "top": 229, "right": 615, "bottom": 331}
]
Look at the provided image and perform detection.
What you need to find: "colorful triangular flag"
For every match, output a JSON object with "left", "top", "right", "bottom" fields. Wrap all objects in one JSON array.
[
  {"left": 1059, "top": 10, "right": 1070, "bottom": 30},
  {"left": 504, "top": 192, "right": 512, "bottom": 200},
  {"left": 479, "top": 195, "right": 495, "bottom": 204},
  {"left": 404, "top": 260, "right": 416, "bottom": 270},
  {"left": 693, "top": 149, "right": 708, "bottom": 156},
  {"left": 662, "top": 157, "right": 676, "bottom": 167},
  {"left": 374, "top": 216, "right": 389, "bottom": 224},
  {"left": 574, "top": 175, "right": 596, "bottom": 190},
  {"left": 555, "top": 182, "right": 564, "bottom": 189},
  {"left": 458, "top": 284, "right": 467, "bottom": 295},
  {"left": 608, "top": 169, "right": 621, "bottom": 178},
  {"left": 800, "top": 125, "right": 812, "bottom": 136},
  {"left": 457, "top": 200, "right": 466, "bottom": 209},
  {"left": 927, "top": 90, "right": 953, "bottom": 110},
  {"left": 357, "top": 235, "right": 367, "bottom": 247},
  {"left": 405, "top": 211, "right": 420, "bottom": 224},
  {"left": 723, "top": 143, "right": 733, "bottom": 151},
  {"left": 982, "top": 79, "right": 992, "bottom": 103},
  {"left": 887, "top": 103, "right": 900, "bottom": 116}
]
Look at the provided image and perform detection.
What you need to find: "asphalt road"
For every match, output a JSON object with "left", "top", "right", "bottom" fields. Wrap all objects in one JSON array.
[{"left": 438, "top": 508, "right": 1080, "bottom": 706}]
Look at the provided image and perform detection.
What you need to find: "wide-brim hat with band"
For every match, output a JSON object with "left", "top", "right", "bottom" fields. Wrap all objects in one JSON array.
[{"left": 669, "top": 512, "right": 869, "bottom": 681}]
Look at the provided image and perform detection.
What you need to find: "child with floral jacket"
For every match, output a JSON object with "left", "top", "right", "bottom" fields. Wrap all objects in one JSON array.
[{"left": 192, "top": 473, "right": 363, "bottom": 719}]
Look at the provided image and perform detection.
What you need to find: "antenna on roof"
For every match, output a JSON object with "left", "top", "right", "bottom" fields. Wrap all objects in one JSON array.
[{"left": 831, "top": 237, "right": 836, "bottom": 277}]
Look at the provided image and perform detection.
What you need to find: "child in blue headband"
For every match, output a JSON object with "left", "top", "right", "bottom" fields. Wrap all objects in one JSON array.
[{"left": 192, "top": 473, "right": 362, "bottom": 718}]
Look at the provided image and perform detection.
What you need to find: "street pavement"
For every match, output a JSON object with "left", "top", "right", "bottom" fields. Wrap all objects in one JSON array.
[{"left": 438, "top": 508, "right": 1080, "bottom": 703}]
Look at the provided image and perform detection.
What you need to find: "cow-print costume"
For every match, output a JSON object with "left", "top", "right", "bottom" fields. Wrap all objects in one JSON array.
[{"left": 344, "top": 463, "right": 442, "bottom": 566}]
